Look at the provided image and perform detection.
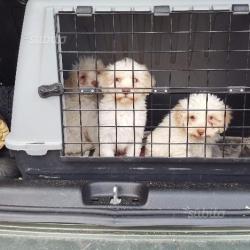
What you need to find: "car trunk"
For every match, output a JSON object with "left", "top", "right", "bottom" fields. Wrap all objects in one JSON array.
[{"left": 1, "top": 1, "right": 250, "bottom": 229}]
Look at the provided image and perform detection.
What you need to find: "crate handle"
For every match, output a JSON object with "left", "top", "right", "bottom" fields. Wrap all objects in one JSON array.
[{"left": 38, "top": 83, "right": 64, "bottom": 98}]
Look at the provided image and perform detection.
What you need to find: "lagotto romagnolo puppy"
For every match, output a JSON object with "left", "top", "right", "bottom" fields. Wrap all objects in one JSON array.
[
  {"left": 63, "top": 56, "right": 104, "bottom": 156},
  {"left": 145, "top": 93, "right": 232, "bottom": 158},
  {"left": 98, "top": 57, "right": 155, "bottom": 157}
]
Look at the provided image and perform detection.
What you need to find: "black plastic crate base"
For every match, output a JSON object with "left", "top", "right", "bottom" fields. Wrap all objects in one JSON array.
[
  {"left": 10, "top": 9, "right": 250, "bottom": 182},
  {"left": 14, "top": 150, "right": 250, "bottom": 183}
]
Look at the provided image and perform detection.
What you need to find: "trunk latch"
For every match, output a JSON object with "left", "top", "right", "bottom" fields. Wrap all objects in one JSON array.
[
  {"left": 110, "top": 186, "right": 122, "bottom": 205},
  {"left": 83, "top": 182, "right": 148, "bottom": 206}
]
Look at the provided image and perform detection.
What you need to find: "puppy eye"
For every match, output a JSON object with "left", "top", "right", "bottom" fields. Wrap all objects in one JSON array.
[
  {"left": 209, "top": 115, "right": 214, "bottom": 120},
  {"left": 133, "top": 77, "right": 139, "bottom": 83},
  {"left": 115, "top": 77, "right": 120, "bottom": 82},
  {"left": 80, "top": 74, "right": 86, "bottom": 80},
  {"left": 189, "top": 115, "right": 195, "bottom": 121}
]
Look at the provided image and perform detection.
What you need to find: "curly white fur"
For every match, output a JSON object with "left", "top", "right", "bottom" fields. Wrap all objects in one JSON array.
[
  {"left": 145, "top": 93, "right": 232, "bottom": 158},
  {"left": 98, "top": 57, "right": 155, "bottom": 157},
  {"left": 63, "top": 56, "right": 104, "bottom": 156}
]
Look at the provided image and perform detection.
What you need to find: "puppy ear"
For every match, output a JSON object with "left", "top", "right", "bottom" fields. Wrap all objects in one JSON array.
[
  {"left": 144, "top": 71, "right": 156, "bottom": 88},
  {"left": 172, "top": 103, "right": 186, "bottom": 128},
  {"left": 219, "top": 105, "right": 232, "bottom": 133},
  {"left": 225, "top": 106, "right": 232, "bottom": 127},
  {"left": 96, "top": 59, "right": 105, "bottom": 71},
  {"left": 150, "top": 75, "right": 156, "bottom": 87},
  {"left": 141, "top": 72, "right": 156, "bottom": 95},
  {"left": 98, "top": 70, "right": 112, "bottom": 88},
  {"left": 64, "top": 70, "right": 78, "bottom": 88}
]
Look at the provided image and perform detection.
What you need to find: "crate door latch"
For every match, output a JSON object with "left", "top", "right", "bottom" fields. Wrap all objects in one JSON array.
[{"left": 38, "top": 83, "right": 64, "bottom": 98}]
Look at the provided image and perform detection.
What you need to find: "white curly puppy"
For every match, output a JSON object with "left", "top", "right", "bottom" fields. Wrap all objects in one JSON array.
[
  {"left": 64, "top": 56, "right": 104, "bottom": 156},
  {"left": 98, "top": 57, "right": 155, "bottom": 157},
  {"left": 145, "top": 93, "right": 232, "bottom": 158}
]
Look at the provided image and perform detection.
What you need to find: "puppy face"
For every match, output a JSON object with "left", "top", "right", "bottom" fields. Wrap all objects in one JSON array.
[
  {"left": 98, "top": 58, "right": 155, "bottom": 105},
  {"left": 66, "top": 57, "right": 104, "bottom": 88},
  {"left": 173, "top": 94, "right": 232, "bottom": 140}
]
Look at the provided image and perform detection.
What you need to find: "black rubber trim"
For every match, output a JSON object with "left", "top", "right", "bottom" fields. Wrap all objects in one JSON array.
[
  {"left": 15, "top": 151, "right": 250, "bottom": 182},
  {"left": 1, "top": 180, "right": 250, "bottom": 227}
]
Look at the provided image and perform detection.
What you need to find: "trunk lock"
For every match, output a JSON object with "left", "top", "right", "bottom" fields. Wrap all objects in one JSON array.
[{"left": 110, "top": 185, "right": 122, "bottom": 205}]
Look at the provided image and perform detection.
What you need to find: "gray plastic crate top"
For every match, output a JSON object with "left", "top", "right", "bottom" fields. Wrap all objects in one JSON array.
[{"left": 5, "top": 0, "right": 250, "bottom": 156}]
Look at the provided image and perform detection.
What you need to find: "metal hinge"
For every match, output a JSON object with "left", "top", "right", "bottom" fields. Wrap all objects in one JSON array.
[
  {"left": 152, "top": 87, "right": 169, "bottom": 93},
  {"left": 76, "top": 6, "right": 93, "bottom": 16},
  {"left": 38, "top": 83, "right": 64, "bottom": 98},
  {"left": 232, "top": 4, "right": 249, "bottom": 14},
  {"left": 154, "top": 6, "right": 170, "bottom": 16},
  {"left": 79, "top": 87, "right": 101, "bottom": 94},
  {"left": 228, "top": 86, "right": 246, "bottom": 93}
]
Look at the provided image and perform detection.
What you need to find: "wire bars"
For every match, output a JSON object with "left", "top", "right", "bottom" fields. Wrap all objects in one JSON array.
[{"left": 55, "top": 10, "right": 250, "bottom": 158}]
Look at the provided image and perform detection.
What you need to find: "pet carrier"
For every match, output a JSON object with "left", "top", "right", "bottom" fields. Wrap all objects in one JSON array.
[{"left": 6, "top": 0, "right": 250, "bottom": 181}]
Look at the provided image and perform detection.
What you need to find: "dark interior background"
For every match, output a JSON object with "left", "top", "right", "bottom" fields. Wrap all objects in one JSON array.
[
  {"left": 58, "top": 11, "right": 250, "bottom": 137},
  {"left": 0, "top": 0, "right": 25, "bottom": 158},
  {"left": 0, "top": 0, "right": 26, "bottom": 126}
]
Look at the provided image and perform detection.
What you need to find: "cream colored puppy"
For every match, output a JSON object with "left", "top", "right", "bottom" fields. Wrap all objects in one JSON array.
[
  {"left": 145, "top": 93, "right": 232, "bottom": 158},
  {"left": 63, "top": 56, "right": 104, "bottom": 156},
  {"left": 98, "top": 57, "right": 155, "bottom": 157}
]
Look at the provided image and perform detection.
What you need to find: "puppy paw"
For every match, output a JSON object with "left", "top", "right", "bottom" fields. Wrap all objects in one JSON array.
[
  {"left": 0, "top": 119, "right": 9, "bottom": 150},
  {"left": 64, "top": 144, "right": 82, "bottom": 156},
  {"left": 100, "top": 147, "right": 115, "bottom": 157}
]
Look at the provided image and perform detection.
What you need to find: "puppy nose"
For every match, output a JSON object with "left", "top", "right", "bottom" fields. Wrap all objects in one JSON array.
[
  {"left": 197, "top": 129, "right": 205, "bottom": 136},
  {"left": 122, "top": 88, "right": 130, "bottom": 94},
  {"left": 91, "top": 80, "right": 97, "bottom": 87}
]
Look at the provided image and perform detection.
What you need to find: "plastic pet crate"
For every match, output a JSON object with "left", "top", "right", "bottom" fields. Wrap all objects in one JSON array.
[{"left": 6, "top": 0, "right": 250, "bottom": 181}]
